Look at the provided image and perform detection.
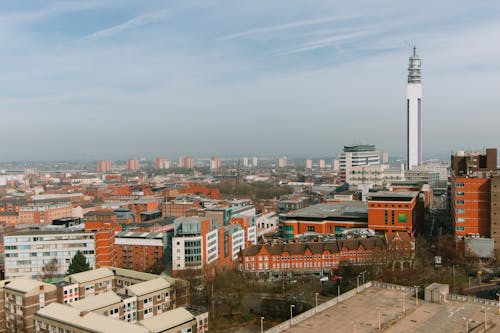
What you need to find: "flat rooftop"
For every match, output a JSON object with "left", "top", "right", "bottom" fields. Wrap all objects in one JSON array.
[
  {"left": 279, "top": 285, "right": 500, "bottom": 333},
  {"left": 281, "top": 202, "right": 368, "bottom": 220}
]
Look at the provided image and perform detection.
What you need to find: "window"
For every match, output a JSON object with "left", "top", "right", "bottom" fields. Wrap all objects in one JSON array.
[
  {"left": 457, "top": 218, "right": 465, "bottom": 223},
  {"left": 456, "top": 200, "right": 464, "bottom": 205},
  {"left": 398, "top": 214, "right": 407, "bottom": 223},
  {"left": 456, "top": 208, "right": 465, "bottom": 214},
  {"left": 456, "top": 192, "right": 464, "bottom": 196},
  {"left": 456, "top": 226, "right": 465, "bottom": 231},
  {"left": 307, "top": 226, "right": 315, "bottom": 232},
  {"left": 456, "top": 183, "right": 464, "bottom": 187}
]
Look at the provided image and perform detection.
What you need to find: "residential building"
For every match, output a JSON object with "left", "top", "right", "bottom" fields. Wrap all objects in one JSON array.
[
  {"left": 210, "top": 157, "right": 221, "bottom": 170},
  {"left": 319, "top": 160, "right": 325, "bottom": 169},
  {"left": 139, "top": 306, "right": 209, "bottom": 333},
  {"left": 4, "top": 279, "right": 57, "bottom": 333},
  {"left": 155, "top": 158, "right": 170, "bottom": 170},
  {"left": 0, "top": 279, "right": 11, "bottom": 333},
  {"left": 0, "top": 212, "right": 18, "bottom": 226},
  {"left": 278, "top": 157, "right": 287, "bottom": 168},
  {"left": 97, "top": 160, "right": 112, "bottom": 173},
  {"left": 450, "top": 149, "right": 497, "bottom": 238},
  {"left": 491, "top": 175, "right": 500, "bottom": 259},
  {"left": 3, "top": 230, "right": 95, "bottom": 279},
  {"left": 127, "top": 159, "right": 140, "bottom": 171},
  {"left": 34, "top": 303, "right": 150, "bottom": 333},
  {"left": 252, "top": 157, "right": 258, "bottom": 167},
  {"left": 19, "top": 203, "right": 72, "bottom": 225},
  {"left": 114, "top": 231, "right": 166, "bottom": 272},
  {"left": 34, "top": 303, "right": 208, "bottom": 333},
  {"left": 306, "top": 160, "right": 312, "bottom": 170},
  {"left": 178, "top": 157, "right": 194, "bottom": 169},
  {"left": 243, "top": 157, "right": 249, "bottom": 167},
  {"left": 84, "top": 211, "right": 121, "bottom": 268}
]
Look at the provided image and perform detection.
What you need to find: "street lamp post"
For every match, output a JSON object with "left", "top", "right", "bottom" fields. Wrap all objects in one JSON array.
[
  {"left": 261, "top": 317, "right": 264, "bottom": 333},
  {"left": 361, "top": 271, "right": 367, "bottom": 285},
  {"left": 377, "top": 307, "right": 382, "bottom": 331},
  {"left": 463, "top": 317, "right": 472, "bottom": 333},
  {"left": 414, "top": 286, "right": 419, "bottom": 306},
  {"left": 357, "top": 275, "right": 360, "bottom": 293},
  {"left": 315, "top": 292, "right": 319, "bottom": 312},
  {"left": 402, "top": 292, "right": 406, "bottom": 314},
  {"left": 497, "top": 293, "right": 500, "bottom": 315},
  {"left": 290, "top": 304, "right": 295, "bottom": 326},
  {"left": 482, "top": 307, "right": 489, "bottom": 330}
]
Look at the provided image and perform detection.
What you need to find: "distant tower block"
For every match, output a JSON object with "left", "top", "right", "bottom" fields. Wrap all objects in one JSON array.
[{"left": 407, "top": 46, "right": 422, "bottom": 170}]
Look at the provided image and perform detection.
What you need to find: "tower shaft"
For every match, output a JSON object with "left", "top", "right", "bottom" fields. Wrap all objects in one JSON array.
[{"left": 407, "top": 47, "right": 422, "bottom": 170}]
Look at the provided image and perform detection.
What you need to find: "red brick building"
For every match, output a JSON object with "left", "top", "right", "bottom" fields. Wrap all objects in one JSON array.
[
  {"left": 84, "top": 211, "right": 122, "bottom": 268},
  {"left": 366, "top": 191, "right": 423, "bottom": 234},
  {"left": 239, "top": 238, "right": 386, "bottom": 274},
  {"left": 451, "top": 149, "right": 497, "bottom": 238},
  {"left": 97, "top": 160, "right": 112, "bottom": 173},
  {"left": 114, "top": 231, "right": 165, "bottom": 272}
]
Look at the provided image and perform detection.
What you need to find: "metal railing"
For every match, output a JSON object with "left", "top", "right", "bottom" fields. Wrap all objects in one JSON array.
[{"left": 263, "top": 282, "right": 373, "bottom": 333}]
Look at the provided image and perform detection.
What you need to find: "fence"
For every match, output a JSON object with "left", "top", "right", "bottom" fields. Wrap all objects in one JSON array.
[
  {"left": 373, "top": 281, "right": 500, "bottom": 308},
  {"left": 372, "top": 281, "right": 417, "bottom": 294},
  {"left": 446, "top": 293, "right": 499, "bottom": 307},
  {"left": 263, "top": 281, "right": 373, "bottom": 333}
]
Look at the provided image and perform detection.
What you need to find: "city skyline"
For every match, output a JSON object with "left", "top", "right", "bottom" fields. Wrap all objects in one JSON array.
[{"left": 0, "top": 1, "right": 499, "bottom": 161}]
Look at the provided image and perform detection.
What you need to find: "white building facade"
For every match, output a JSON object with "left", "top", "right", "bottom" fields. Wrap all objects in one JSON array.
[{"left": 3, "top": 230, "right": 95, "bottom": 279}]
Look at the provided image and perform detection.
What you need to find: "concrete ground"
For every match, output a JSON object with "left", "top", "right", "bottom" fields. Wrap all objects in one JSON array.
[{"left": 282, "top": 286, "right": 500, "bottom": 333}]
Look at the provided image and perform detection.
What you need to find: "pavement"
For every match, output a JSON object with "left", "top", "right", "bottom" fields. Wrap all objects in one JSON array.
[{"left": 281, "top": 286, "right": 500, "bottom": 333}]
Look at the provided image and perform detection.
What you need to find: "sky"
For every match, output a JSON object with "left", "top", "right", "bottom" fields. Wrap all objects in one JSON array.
[{"left": 0, "top": 0, "right": 499, "bottom": 161}]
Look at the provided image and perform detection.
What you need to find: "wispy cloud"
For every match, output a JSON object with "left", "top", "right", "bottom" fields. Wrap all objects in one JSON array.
[
  {"left": 271, "top": 30, "right": 377, "bottom": 56},
  {"left": 217, "top": 14, "right": 360, "bottom": 41},
  {"left": 81, "top": 9, "right": 171, "bottom": 41}
]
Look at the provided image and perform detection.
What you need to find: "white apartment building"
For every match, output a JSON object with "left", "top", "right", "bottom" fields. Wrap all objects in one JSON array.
[
  {"left": 348, "top": 164, "right": 404, "bottom": 187},
  {"left": 339, "top": 145, "right": 386, "bottom": 183},
  {"left": 3, "top": 230, "right": 95, "bottom": 279}
]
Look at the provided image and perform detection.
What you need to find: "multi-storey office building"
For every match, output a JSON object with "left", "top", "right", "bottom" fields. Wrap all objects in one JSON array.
[
  {"left": 3, "top": 230, "right": 95, "bottom": 279},
  {"left": 172, "top": 217, "right": 218, "bottom": 272},
  {"left": 366, "top": 191, "right": 423, "bottom": 234},
  {"left": 279, "top": 202, "right": 368, "bottom": 238},
  {"left": 339, "top": 145, "right": 386, "bottom": 183}
]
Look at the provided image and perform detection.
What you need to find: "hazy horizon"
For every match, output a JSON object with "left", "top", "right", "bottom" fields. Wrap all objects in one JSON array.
[{"left": 1, "top": 1, "right": 499, "bottom": 161}]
